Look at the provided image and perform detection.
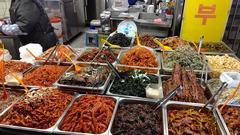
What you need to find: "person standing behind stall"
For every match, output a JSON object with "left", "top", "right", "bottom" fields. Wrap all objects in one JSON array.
[{"left": 0, "top": 0, "right": 58, "bottom": 51}]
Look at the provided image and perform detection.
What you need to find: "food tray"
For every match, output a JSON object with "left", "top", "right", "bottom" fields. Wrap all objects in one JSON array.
[
  {"left": 109, "top": 98, "right": 164, "bottom": 135},
  {"left": 196, "top": 41, "right": 234, "bottom": 54},
  {"left": 54, "top": 63, "right": 112, "bottom": 94},
  {"left": 205, "top": 53, "right": 240, "bottom": 78},
  {"left": 216, "top": 104, "right": 240, "bottom": 135},
  {"left": 76, "top": 47, "right": 121, "bottom": 65},
  {"left": 0, "top": 88, "right": 25, "bottom": 116},
  {"left": 0, "top": 88, "right": 76, "bottom": 134},
  {"left": 53, "top": 94, "right": 119, "bottom": 135},
  {"left": 163, "top": 101, "right": 226, "bottom": 135},
  {"left": 106, "top": 72, "right": 162, "bottom": 100},
  {"left": 116, "top": 48, "right": 161, "bottom": 73},
  {"left": 107, "top": 31, "right": 135, "bottom": 50},
  {"left": 36, "top": 45, "right": 83, "bottom": 65},
  {"left": 161, "top": 75, "right": 213, "bottom": 104},
  {"left": 161, "top": 51, "right": 209, "bottom": 75}
]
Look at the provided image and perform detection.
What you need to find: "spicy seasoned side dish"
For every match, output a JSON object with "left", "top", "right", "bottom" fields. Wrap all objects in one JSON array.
[
  {"left": 23, "top": 65, "right": 68, "bottom": 87},
  {"left": 160, "top": 36, "right": 188, "bottom": 50},
  {"left": 60, "top": 95, "right": 115, "bottom": 134},
  {"left": 112, "top": 103, "right": 162, "bottom": 135},
  {"left": 77, "top": 48, "right": 118, "bottom": 63},
  {"left": 134, "top": 34, "right": 160, "bottom": 49},
  {"left": 0, "top": 88, "right": 73, "bottom": 129},
  {"left": 0, "top": 61, "right": 32, "bottom": 81},
  {"left": 41, "top": 45, "right": 76, "bottom": 62},
  {"left": 220, "top": 106, "right": 240, "bottom": 135},
  {"left": 120, "top": 47, "right": 158, "bottom": 68},
  {"left": 163, "top": 64, "right": 207, "bottom": 103},
  {"left": 168, "top": 108, "right": 218, "bottom": 135}
]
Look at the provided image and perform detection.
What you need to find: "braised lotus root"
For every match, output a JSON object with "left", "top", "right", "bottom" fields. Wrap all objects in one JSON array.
[
  {"left": 120, "top": 47, "right": 158, "bottom": 68},
  {"left": 60, "top": 95, "right": 115, "bottom": 134},
  {"left": 0, "top": 88, "right": 72, "bottom": 129},
  {"left": 23, "top": 65, "right": 68, "bottom": 87}
]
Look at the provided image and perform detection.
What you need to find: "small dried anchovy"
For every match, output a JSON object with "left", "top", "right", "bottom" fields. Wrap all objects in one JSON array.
[{"left": 165, "top": 45, "right": 204, "bottom": 70}]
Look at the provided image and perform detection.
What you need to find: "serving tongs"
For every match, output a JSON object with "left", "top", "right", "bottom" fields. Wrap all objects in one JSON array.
[
  {"left": 44, "top": 44, "right": 60, "bottom": 64},
  {"left": 199, "top": 82, "right": 228, "bottom": 112},
  {"left": 152, "top": 85, "right": 183, "bottom": 111},
  {"left": 101, "top": 55, "right": 122, "bottom": 79}
]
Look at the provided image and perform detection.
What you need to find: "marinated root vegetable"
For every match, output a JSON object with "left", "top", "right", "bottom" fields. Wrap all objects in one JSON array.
[
  {"left": 120, "top": 47, "right": 158, "bottom": 68},
  {"left": 0, "top": 88, "right": 73, "bottom": 129},
  {"left": 60, "top": 95, "right": 115, "bottom": 134},
  {"left": 108, "top": 33, "right": 131, "bottom": 47},
  {"left": 220, "top": 106, "right": 240, "bottom": 135},
  {"left": 168, "top": 108, "right": 218, "bottom": 135},
  {"left": 23, "top": 65, "right": 68, "bottom": 87},
  {"left": 112, "top": 103, "right": 162, "bottom": 135},
  {"left": 0, "top": 61, "right": 32, "bottom": 81},
  {"left": 77, "top": 48, "right": 118, "bottom": 63}
]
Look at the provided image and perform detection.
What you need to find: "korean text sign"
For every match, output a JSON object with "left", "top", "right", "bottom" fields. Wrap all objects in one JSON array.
[{"left": 180, "top": 0, "right": 232, "bottom": 41}]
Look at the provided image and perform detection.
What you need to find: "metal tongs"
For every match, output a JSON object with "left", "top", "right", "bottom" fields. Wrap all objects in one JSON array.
[
  {"left": 101, "top": 54, "right": 122, "bottom": 79},
  {"left": 199, "top": 82, "right": 228, "bottom": 112},
  {"left": 153, "top": 85, "right": 183, "bottom": 111}
]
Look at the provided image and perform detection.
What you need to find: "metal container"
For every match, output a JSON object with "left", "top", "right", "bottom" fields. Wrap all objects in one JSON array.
[
  {"left": 117, "top": 47, "right": 161, "bottom": 73},
  {"left": 106, "top": 72, "right": 162, "bottom": 100},
  {"left": 196, "top": 41, "right": 234, "bottom": 55},
  {"left": 216, "top": 104, "right": 240, "bottom": 135},
  {"left": 53, "top": 94, "right": 119, "bottom": 135},
  {"left": 0, "top": 88, "right": 76, "bottom": 134},
  {"left": 205, "top": 53, "right": 240, "bottom": 78},
  {"left": 54, "top": 63, "right": 112, "bottom": 94},
  {"left": 109, "top": 98, "right": 165, "bottom": 135},
  {"left": 76, "top": 47, "right": 121, "bottom": 65},
  {"left": 161, "top": 51, "right": 209, "bottom": 75},
  {"left": 36, "top": 45, "right": 83, "bottom": 65},
  {"left": 163, "top": 101, "right": 226, "bottom": 135},
  {"left": 161, "top": 75, "right": 213, "bottom": 104}
]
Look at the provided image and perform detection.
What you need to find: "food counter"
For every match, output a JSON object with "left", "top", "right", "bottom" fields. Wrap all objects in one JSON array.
[{"left": 0, "top": 34, "right": 239, "bottom": 135}]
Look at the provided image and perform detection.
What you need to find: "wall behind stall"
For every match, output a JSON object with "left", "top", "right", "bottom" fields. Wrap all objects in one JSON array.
[{"left": 0, "top": 0, "right": 10, "bottom": 18}]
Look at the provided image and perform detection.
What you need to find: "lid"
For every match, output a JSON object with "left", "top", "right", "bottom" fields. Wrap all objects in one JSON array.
[
  {"left": 50, "top": 17, "right": 61, "bottom": 23},
  {"left": 117, "top": 20, "right": 137, "bottom": 38}
]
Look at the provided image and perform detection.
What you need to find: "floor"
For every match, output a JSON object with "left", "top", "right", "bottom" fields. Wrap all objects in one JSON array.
[{"left": 70, "top": 33, "right": 86, "bottom": 48}]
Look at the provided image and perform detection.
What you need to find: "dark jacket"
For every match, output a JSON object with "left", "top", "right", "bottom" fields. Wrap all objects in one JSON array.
[{"left": 10, "top": 0, "right": 58, "bottom": 51}]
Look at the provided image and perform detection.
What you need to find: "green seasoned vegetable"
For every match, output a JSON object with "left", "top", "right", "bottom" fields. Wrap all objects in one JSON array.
[
  {"left": 110, "top": 70, "right": 158, "bottom": 97},
  {"left": 165, "top": 45, "right": 204, "bottom": 70}
]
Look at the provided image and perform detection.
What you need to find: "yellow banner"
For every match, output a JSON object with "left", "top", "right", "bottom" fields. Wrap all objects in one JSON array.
[{"left": 180, "top": 0, "right": 232, "bottom": 41}]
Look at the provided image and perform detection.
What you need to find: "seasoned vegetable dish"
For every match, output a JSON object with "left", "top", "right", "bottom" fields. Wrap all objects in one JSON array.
[
  {"left": 0, "top": 88, "right": 72, "bottom": 129},
  {"left": 23, "top": 65, "right": 68, "bottom": 87},
  {"left": 0, "top": 90, "right": 23, "bottom": 113},
  {"left": 60, "top": 95, "right": 115, "bottom": 134}
]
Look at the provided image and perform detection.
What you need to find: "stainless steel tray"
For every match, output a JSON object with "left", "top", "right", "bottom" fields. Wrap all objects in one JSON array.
[
  {"left": 106, "top": 72, "right": 162, "bottom": 100},
  {"left": 215, "top": 104, "right": 240, "bottom": 135},
  {"left": 197, "top": 41, "right": 235, "bottom": 54},
  {"left": 53, "top": 94, "right": 119, "bottom": 135},
  {"left": 76, "top": 47, "right": 121, "bottom": 65},
  {"left": 109, "top": 98, "right": 164, "bottom": 135},
  {"left": 36, "top": 45, "right": 83, "bottom": 64},
  {"left": 0, "top": 87, "right": 76, "bottom": 134},
  {"left": 116, "top": 47, "right": 161, "bottom": 72},
  {"left": 54, "top": 63, "right": 112, "bottom": 94},
  {"left": 161, "top": 51, "right": 209, "bottom": 75},
  {"left": 163, "top": 101, "right": 226, "bottom": 135}
]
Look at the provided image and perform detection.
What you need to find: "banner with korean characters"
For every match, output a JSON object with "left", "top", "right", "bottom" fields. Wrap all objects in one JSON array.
[{"left": 180, "top": 0, "right": 232, "bottom": 41}]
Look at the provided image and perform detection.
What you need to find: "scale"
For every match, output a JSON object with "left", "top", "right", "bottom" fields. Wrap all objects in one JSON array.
[{"left": 117, "top": 20, "right": 137, "bottom": 38}]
